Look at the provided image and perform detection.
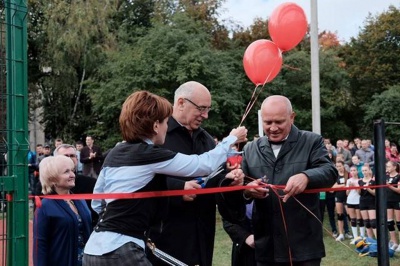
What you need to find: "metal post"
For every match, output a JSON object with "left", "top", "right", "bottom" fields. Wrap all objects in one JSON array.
[
  {"left": 5, "top": 0, "right": 29, "bottom": 265},
  {"left": 373, "top": 119, "right": 389, "bottom": 266},
  {"left": 310, "top": 0, "right": 320, "bottom": 134}
]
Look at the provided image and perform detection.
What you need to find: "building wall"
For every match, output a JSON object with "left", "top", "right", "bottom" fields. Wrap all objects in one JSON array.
[{"left": 28, "top": 107, "right": 45, "bottom": 151}]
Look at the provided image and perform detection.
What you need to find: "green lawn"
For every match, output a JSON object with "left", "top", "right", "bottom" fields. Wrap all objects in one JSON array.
[
  {"left": 27, "top": 206, "right": 400, "bottom": 265},
  {"left": 213, "top": 213, "right": 400, "bottom": 266}
]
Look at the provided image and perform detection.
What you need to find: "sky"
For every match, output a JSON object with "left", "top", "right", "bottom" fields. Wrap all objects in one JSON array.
[{"left": 220, "top": 0, "right": 399, "bottom": 42}]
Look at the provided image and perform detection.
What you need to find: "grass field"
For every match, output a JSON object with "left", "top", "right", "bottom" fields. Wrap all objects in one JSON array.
[
  {"left": 25, "top": 207, "right": 400, "bottom": 265},
  {"left": 212, "top": 213, "right": 400, "bottom": 266}
]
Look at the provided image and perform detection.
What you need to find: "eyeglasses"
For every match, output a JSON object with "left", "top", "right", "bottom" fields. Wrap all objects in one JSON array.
[
  {"left": 184, "top": 98, "right": 211, "bottom": 113},
  {"left": 64, "top": 154, "right": 76, "bottom": 158}
]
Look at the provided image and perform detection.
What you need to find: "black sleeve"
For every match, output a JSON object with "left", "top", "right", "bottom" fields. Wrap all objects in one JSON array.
[
  {"left": 222, "top": 217, "right": 252, "bottom": 248},
  {"left": 216, "top": 177, "right": 247, "bottom": 224}
]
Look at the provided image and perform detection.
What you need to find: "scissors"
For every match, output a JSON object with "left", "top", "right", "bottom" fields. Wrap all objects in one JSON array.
[{"left": 194, "top": 166, "right": 224, "bottom": 188}]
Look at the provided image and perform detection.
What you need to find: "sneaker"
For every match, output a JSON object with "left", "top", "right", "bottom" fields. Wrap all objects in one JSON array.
[
  {"left": 350, "top": 236, "right": 364, "bottom": 245},
  {"left": 336, "top": 234, "right": 344, "bottom": 242},
  {"left": 332, "top": 231, "right": 338, "bottom": 238},
  {"left": 345, "top": 233, "right": 353, "bottom": 239},
  {"left": 350, "top": 238, "right": 358, "bottom": 245},
  {"left": 390, "top": 241, "right": 399, "bottom": 250}
]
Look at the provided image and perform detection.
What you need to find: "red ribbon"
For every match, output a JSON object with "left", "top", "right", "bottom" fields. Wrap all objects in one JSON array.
[
  {"left": 29, "top": 182, "right": 390, "bottom": 266},
  {"left": 29, "top": 183, "right": 393, "bottom": 207},
  {"left": 29, "top": 184, "right": 393, "bottom": 200}
]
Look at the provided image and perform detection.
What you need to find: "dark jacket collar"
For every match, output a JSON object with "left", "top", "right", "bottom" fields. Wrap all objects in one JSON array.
[{"left": 167, "top": 116, "right": 207, "bottom": 139}]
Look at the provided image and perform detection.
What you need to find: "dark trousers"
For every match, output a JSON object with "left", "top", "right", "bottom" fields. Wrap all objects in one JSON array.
[
  {"left": 319, "top": 197, "right": 337, "bottom": 232},
  {"left": 343, "top": 205, "right": 350, "bottom": 233},
  {"left": 29, "top": 172, "right": 38, "bottom": 195},
  {"left": 320, "top": 197, "right": 350, "bottom": 234},
  {"left": 257, "top": 258, "right": 321, "bottom": 266},
  {"left": 83, "top": 242, "right": 151, "bottom": 266}
]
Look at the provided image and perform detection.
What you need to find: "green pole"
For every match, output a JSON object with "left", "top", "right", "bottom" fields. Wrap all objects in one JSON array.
[{"left": 5, "top": 0, "right": 29, "bottom": 265}]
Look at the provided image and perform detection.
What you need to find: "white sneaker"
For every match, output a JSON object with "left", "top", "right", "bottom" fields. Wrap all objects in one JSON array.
[
  {"left": 351, "top": 236, "right": 363, "bottom": 245},
  {"left": 350, "top": 238, "right": 357, "bottom": 245},
  {"left": 336, "top": 234, "right": 344, "bottom": 242},
  {"left": 389, "top": 241, "right": 398, "bottom": 250},
  {"left": 345, "top": 233, "right": 354, "bottom": 239}
]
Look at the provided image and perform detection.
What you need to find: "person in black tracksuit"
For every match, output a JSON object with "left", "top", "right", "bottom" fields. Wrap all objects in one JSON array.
[{"left": 221, "top": 200, "right": 256, "bottom": 266}]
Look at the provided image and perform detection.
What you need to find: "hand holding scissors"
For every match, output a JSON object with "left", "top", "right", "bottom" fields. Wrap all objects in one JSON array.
[{"left": 194, "top": 166, "right": 224, "bottom": 188}]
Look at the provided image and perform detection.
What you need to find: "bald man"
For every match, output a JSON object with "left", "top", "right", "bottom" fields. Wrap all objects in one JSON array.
[{"left": 243, "top": 95, "right": 337, "bottom": 266}]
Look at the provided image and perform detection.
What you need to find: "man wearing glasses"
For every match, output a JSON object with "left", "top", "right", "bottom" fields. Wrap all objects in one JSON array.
[
  {"left": 149, "top": 81, "right": 243, "bottom": 266},
  {"left": 37, "top": 144, "right": 99, "bottom": 227}
]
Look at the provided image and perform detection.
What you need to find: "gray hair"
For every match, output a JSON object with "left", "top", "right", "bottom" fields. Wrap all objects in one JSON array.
[
  {"left": 261, "top": 95, "right": 293, "bottom": 114},
  {"left": 54, "top": 144, "right": 76, "bottom": 156},
  {"left": 174, "top": 81, "right": 207, "bottom": 104}
]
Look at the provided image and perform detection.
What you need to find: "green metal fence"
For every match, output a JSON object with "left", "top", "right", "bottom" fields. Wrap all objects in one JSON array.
[{"left": 0, "top": 0, "right": 29, "bottom": 265}]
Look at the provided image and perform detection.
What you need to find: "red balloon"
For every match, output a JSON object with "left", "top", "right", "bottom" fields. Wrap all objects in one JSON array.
[
  {"left": 243, "top": 40, "right": 283, "bottom": 86},
  {"left": 268, "top": 3, "right": 308, "bottom": 51}
]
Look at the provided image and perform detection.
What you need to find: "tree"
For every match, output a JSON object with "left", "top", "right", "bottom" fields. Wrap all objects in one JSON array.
[
  {"left": 231, "top": 17, "right": 270, "bottom": 48},
  {"left": 319, "top": 31, "right": 341, "bottom": 50},
  {"left": 112, "top": 0, "right": 157, "bottom": 43},
  {"left": 340, "top": 5, "right": 400, "bottom": 136},
  {"left": 276, "top": 48, "right": 352, "bottom": 139},
  {"left": 86, "top": 12, "right": 251, "bottom": 147},
  {"left": 364, "top": 85, "right": 400, "bottom": 142},
  {"left": 28, "top": 0, "right": 118, "bottom": 142},
  {"left": 153, "top": 0, "right": 230, "bottom": 49}
]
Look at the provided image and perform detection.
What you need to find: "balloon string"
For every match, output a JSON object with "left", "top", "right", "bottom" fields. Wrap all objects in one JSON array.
[
  {"left": 262, "top": 58, "right": 280, "bottom": 86},
  {"left": 239, "top": 85, "right": 265, "bottom": 127},
  {"left": 239, "top": 85, "right": 267, "bottom": 127},
  {"left": 246, "top": 176, "right": 356, "bottom": 265},
  {"left": 291, "top": 196, "right": 356, "bottom": 252},
  {"left": 239, "top": 58, "right": 281, "bottom": 127},
  {"left": 268, "top": 185, "right": 293, "bottom": 266},
  {"left": 283, "top": 64, "right": 301, "bottom": 71},
  {"left": 243, "top": 86, "right": 259, "bottom": 118}
]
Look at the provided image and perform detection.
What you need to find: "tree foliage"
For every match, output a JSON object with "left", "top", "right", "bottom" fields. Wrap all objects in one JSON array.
[
  {"left": 232, "top": 18, "right": 270, "bottom": 48},
  {"left": 86, "top": 11, "right": 253, "bottom": 146},
  {"left": 364, "top": 85, "right": 400, "bottom": 143},
  {"left": 340, "top": 5, "right": 400, "bottom": 137},
  {"left": 319, "top": 31, "right": 341, "bottom": 50},
  {"left": 28, "top": 0, "right": 118, "bottom": 143},
  {"left": 27, "top": 1, "right": 400, "bottom": 148}
]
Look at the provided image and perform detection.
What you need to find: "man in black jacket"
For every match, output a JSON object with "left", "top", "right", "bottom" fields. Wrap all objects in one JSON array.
[
  {"left": 243, "top": 95, "right": 337, "bottom": 266},
  {"left": 149, "top": 81, "right": 243, "bottom": 266},
  {"left": 80, "top": 135, "right": 103, "bottom": 178}
]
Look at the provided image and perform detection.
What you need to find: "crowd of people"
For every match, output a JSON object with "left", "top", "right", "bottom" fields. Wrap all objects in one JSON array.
[
  {"left": 27, "top": 81, "right": 400, "bottom": 266},
  {"left": 320, "top": 137, "right": 400, "bottom": 253}
]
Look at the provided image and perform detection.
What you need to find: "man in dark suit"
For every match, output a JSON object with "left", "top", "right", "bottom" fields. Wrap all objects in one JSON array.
[{"left": 80, "top": 135, "right": 103, "bottom": 178}]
